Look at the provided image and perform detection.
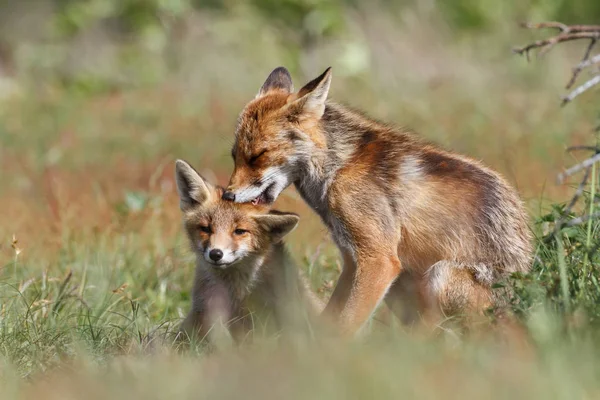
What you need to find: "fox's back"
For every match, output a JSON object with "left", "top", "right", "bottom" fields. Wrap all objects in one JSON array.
[{"left": 322, "top": 103, "right": 531, "bottom": 274}]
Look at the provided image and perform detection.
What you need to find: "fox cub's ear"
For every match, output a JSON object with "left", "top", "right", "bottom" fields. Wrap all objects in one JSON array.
[
  {"left": 289, "top": 67, "right": 332, "bottom": 119},
  {"left": 175, "top": 159, "right": 214, "bottom": 211},
  {"left": 257, "top": 66, "right": 294, "bottom": 98},
  {"left": 254, "top": 212, "right": 299, "bottom": 243}
]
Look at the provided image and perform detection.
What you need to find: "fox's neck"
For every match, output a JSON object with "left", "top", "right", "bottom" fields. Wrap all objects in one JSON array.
[{"left": 295, "top": 102, "right": 385, "bottom": 209}]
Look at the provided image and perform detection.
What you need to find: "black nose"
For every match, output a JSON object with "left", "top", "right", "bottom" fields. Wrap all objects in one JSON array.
[
  {"left": 209, "top": 249, "right": 223, "bottom": 262},
  {"left": 222, "top": 191, "right": 235, "bottom": 201}
]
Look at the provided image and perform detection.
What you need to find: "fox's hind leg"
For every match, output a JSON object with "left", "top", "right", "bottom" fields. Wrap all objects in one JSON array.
[
  {"left": 384, "top": 269, "right": 427, "bottom": 325},
  {"left": 425, "top": 260, "right": 493, "bottom": 319}
]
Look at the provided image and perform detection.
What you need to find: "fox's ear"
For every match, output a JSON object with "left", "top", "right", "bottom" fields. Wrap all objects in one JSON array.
[
  {"left": 257, "top": 66, "right": 294, "bottom": 98},
  {"left": 290, "top": 67, "right": 332, "bottom": 119},
  {"left": 175, "top": 159, "right": 213, "bottom": 211},
  {"left": 254, "top": 212, "right": 299, "bottom": 243}
]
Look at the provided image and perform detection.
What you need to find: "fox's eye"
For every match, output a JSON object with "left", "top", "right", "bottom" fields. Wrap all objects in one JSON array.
[
  {"left": 199, "top": 225, "right": 211, "bottom": 234},
  {"left": 248, "top": 150, "right": 267, "bottom": 166},
  {"left": 234, "top": 229, "right": 248, "bottom": 236}
]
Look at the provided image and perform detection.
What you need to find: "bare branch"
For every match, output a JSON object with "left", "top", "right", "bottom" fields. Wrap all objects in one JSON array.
[
  {"left": 519, "top": 22, "right": 600, "bottom": 246},
  {"left": 565, "top": 211, "right": 600, "bottom": 227},
  {"left": 520, "top": 22, "right": 600, "bottom": 33},
  {"left": 575, "top": 53, "right": 600, "bottom": 72},
  {"left": 543, "top": 146, "right": 600, "bottom": 243},
  {"left": 560, "top": 147, "right": 600, "bottom": 216},
  {"left": 515, "top": 22, "right": 600, "bottom": 93},
  {"left": 563, "top": 167, "right": 592, "bottom": 215},
  {"left": 566, "top": 41, "right": 598, "bottom": 89},
  {"left": 545, "top": 165, "right": 591, "bottom": 243},
  {"left": 567, "top": 145, "right": 600, "bottom": 153},
  {"left": 520, "top": 22, "right": 569, "bottom": 32},
  {"left": 557, "top": 152, "right": 600, "bottom": 184},
  {"left": 513, "top": 31, "right": 600, "bottom": 60},
  {"left": 561, "top": 75, "right": 600, "bottom": 105}
]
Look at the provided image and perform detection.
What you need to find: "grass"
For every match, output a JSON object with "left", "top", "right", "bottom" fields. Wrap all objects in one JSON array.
[{"left": 1, "top": 3, "right": 600, "bottom": 399}]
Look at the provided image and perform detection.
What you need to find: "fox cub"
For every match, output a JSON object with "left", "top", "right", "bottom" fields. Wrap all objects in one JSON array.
[
  {"left": 175, "top": 159, "right": 321, "bottom": 342},
  {"left": 222, "top": 66, "right": 532, "bottom": 334}
]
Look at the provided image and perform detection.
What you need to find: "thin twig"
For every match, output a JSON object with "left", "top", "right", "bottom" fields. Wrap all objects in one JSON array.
[
  {"left": 520, "top": 21, "right": 569, "bottom": 32},
  {"left": 513, "top": 32, "right": 600, "bottom": 61},
  {"left": 543, "top": 166, "right": 591, "bottom": 244},
  {"left": 515, "top": 22, "right": 600, "bottom": 93},
  {"left": 518, "top": 22, "right": 600, "bottom": 259},
  {"left": 567, "top": 145, "right": 600, "bottom": 153},
  {"left": 520, "top": 22, "right": 600, "bottom": 33},
  {"left": 545, "top": 149, "right": 600, "bottom": 244},
  {"left": 562, "top": 75, "right": 600, "bottom": 106},
  {"left": 566, "top": 46, "right": 599, "bottom": 89},
  {"left": 557, "top": 153, "right": 600, "bottom": 184},
  {"left": 563, "top": 167, "right": 591, "bottom": 216},
  {"left": 565, "top": 211, "right": 600, "bottom": 227}
]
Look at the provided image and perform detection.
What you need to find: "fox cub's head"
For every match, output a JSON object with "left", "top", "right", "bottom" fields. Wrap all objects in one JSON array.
[
  {"left": 222, "top": 66, "right": 332, "bottom": 205},
  {"left": 175, "top": 160, "right": 299, "bottom": 269}
]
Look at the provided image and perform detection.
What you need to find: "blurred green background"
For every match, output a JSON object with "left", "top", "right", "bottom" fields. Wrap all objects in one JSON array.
[{"left": 1, "top": 0, "right": 599, "bottom": 201}]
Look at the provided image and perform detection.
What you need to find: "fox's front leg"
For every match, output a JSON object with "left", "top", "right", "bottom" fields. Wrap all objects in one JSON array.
[
  {"left": 178, "top": 278, "right": 232, "bottom": 342},
  {"left": 342, "top": 249, "right": 402, "bottom": 334},
  {"left": 324, "top": 245, "right": 402, "bottom": 335},
  {"left": 179, "top": 309, "right": 209, "bottom": 342}
]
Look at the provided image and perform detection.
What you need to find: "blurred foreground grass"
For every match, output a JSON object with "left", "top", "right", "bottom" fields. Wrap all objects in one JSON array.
[
  {"left": 3, "top": 321, "right": 600, "bottom": 399},
  {"left": 1, "top": 1, "right": 600, "bottom": 399}
]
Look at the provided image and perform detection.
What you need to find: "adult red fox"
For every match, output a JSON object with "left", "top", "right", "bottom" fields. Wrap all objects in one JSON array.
[{"left": 222, "top": 67, "right": 532, "bottom": 334}]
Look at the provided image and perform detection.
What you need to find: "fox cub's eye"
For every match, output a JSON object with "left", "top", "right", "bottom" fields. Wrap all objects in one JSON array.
[
  {"left": 199, "top": 225, "right": 211, "bottom": 234},
  {"left": 248, "top": 150, "right": 267, "bottom": 166},
  {"left": 234, "top": 229, "right": 248, "bottom": 236}
]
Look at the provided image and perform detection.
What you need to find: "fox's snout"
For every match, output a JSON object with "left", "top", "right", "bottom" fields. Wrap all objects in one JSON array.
[
  {"left": 222, "top": 191, "right": 235, "bottom": 201},
  {"left": 224, "top": 170, "right": 247, "bottom": 201},
  {"left": 203, "top": 244, "right": 240, "bottom": 267},
  {"left": 208, "top": 249, "right": 223, "bottom": 262},
  {"left": 224, "top": 165, "right": 292, "bottom": 205}
]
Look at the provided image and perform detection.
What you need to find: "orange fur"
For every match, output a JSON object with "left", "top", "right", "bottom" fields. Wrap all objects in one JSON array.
[{"left": 223, "top": 67, "right": 532, "bottom": 335}]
